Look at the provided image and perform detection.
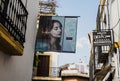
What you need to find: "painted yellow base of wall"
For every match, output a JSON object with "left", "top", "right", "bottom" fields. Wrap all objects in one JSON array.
[
  {"left": 0, "top": 23, "right": 23, "bottom": 55},
  {"left": 32, "top": 76, "right": 62, "bottom": 81}
]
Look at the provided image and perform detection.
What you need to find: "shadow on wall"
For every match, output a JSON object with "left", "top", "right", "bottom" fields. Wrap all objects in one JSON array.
[{"left": 0, "top": 51, "right": 13, "bottom": 66}]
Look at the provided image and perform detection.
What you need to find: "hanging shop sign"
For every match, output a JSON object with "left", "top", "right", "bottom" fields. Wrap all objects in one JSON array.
[
  {"left": 35, "top": 16, "right": 78, "bottom": 53},
  {"left": 93, "top": 29, "right": 113, "bottom": 46}
]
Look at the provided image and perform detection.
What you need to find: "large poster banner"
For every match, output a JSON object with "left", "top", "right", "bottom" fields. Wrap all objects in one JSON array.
[{"left": 35, "top": 16, "right": 78, "bottom": 53}]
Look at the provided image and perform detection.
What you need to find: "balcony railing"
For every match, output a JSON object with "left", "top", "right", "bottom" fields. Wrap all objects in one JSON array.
[
  {"left": 0, "top": 0, "right": 28, "bottom": 46},
  {"left": 35, "top": 67, "right": 61, "bottom": 77},
  {"left": 50, "top": 67, "right": 61, "bottom": 77},
  {"left": 32, "top": 67, "right": 61, "bottom": 81}
]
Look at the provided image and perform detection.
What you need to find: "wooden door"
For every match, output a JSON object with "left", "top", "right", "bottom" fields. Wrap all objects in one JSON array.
[{"left": 37, "top": 55, "right": 50, "bottom": 76}]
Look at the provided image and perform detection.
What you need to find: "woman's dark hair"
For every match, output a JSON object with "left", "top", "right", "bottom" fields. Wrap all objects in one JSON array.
[
  {"left": 49, "top": 20, "right": 62, "bottom": 30},
  {"left": 49, "top": 20, "right": 62, "bottom": 51}
]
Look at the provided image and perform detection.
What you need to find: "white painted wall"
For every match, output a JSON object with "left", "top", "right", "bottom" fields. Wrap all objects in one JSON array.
[
  {"left": 109, "top": 0, "right": 120, "bottom": 80},
  {"left": 52, "top": 53, "right": 59, "bottom": 67},
  {"left": 0, "top": 0, "right": 39, "bottom": 81},
  {"left": 110, "top": 0, "right": 120, "bottom": 41}
]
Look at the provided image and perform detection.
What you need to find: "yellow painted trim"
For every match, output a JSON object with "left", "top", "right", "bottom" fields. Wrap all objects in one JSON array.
[
  {"left": 0, "top": 23, "right": 23, "bottom": 55},
  {"left": 32, "top": 76, "right": 62, "bottom": 80},
  {"left": 108, "top": 41, "right": 120, "bottom": 54},
  {"left": 38, "top": 13, "right": 55, "bottom": 16},
  {"left": 114, "top": 41, "right": 120, "bottom": 48}
]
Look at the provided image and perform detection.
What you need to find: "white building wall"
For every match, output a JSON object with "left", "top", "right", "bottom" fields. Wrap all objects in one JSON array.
[
  {"left": 52, "top": 53, "right": 59, "bottom": 67},
  {"left": 109, "top": 0, "right": 120, "bottom": 80},
  {"left": 0, "top": 0, "right": 39, "bottom": 81},
  {"left": 110, "top": 0, "right": 120, "bottom": 41},
  {"left": 62, "top": 62, "right": 89, "bottom": 76}
]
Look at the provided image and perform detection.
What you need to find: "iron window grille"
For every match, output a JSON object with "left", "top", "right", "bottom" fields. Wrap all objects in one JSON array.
[{"left": 0, "top": 0, "right": 28, "bottom": 46}]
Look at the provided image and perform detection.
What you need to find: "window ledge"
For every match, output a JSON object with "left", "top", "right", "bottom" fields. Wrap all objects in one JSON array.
[
  {"left": 0, "top": 23, "right": 24, "bottom": 55},
  {"left": 32, "top": 76, "right": 62, "bottom": 81}
]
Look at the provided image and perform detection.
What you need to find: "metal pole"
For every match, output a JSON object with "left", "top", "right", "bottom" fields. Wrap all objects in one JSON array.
[{"left": 107, "top": 0, "right": 110, "bottom": 29}]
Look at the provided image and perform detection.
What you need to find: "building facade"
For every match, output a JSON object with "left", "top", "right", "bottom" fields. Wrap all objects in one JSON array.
[
  {"left": 32, "top": 0, "right": 62, "bottom": 81},
  {"left": 0, "top": 0, "right": 39, "bottom": 81},
  {"left": 89, "top": 0, "right": 120, "bottom": 81},
  {"left": 61, "top": 62, "right": 89, "bottom": 81}
]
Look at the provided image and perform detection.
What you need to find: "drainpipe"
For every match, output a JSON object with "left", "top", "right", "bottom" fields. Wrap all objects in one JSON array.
[
  {"left": 107, "top": 0, "right": 110, "bottom": 29},
  {"left": 25, "top": 0, "right": 28, "bottom": 8}
]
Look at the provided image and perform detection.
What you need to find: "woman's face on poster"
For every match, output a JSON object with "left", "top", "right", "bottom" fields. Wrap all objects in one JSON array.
[{"left": 50, "top": 22, "right": 62, "bottom": 38}]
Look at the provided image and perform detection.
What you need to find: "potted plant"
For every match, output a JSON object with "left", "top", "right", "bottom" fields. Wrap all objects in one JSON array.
[{"left": 33, "top": 54, "right": 40, "bottom": 76}]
